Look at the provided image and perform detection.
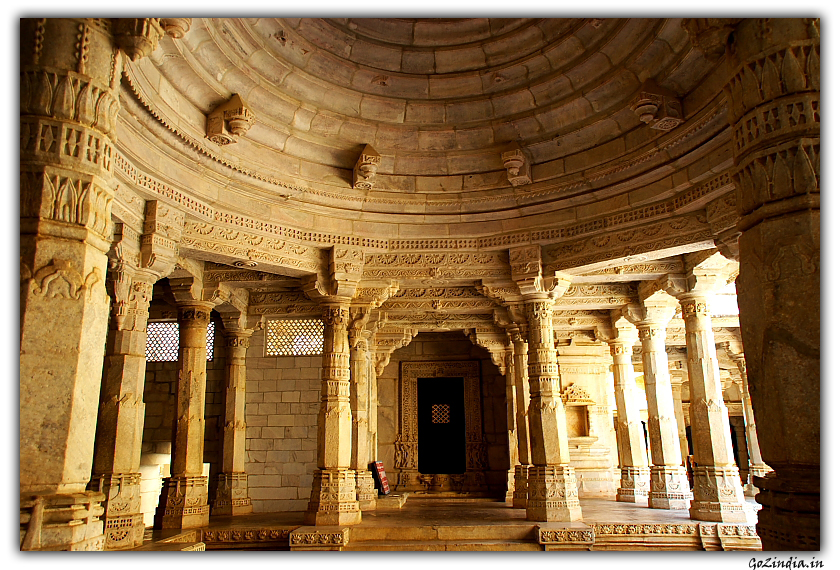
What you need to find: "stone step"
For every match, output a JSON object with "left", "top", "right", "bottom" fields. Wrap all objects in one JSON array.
[
  {"left": 344, "top": 539, "right": 542, "bottom": 552},
  {"left": 350, "top": 523, "right": 536, "bottom": 543}
]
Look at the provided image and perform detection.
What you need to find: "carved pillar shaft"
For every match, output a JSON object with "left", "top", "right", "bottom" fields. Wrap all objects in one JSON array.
[
  {"left": 670, "top": 378, "right": 690, "bottom": 465},
  {"left": 512, "top": 337, "right": 531, "bottom": 508},
  {"left": 725, "top": 17, "right": 820, "bottom": 550},
  {"left": 155, "top": 302, "right": 214, "bottom": 529},
  {"left": 305, "top": 303, "right": 361, "bottom": 525},
  {"left": 503, "top": 350, "right": 517, "bottom": 502},
  {"left": 90, "top": 266, "right": 155, "bottom": 549},
  {"left": 20, "top": 17, "right": 125, "bottom": 552},
  {"left": 680, "top": 297, "right": 749, "bottom": 522},
  {"left": 609, "top": 340, "right": 650, "bottom": 504},
  {"left": 735, "top": 361, "right": 770, "bottom": 497},
  {"left": 637, "top": 324, "right": 692, "bottom": 509},
  {"left": 524, "top": 299, "right": 581, "bottom": 522},
  {"left": 350, "top": 339, "right": 376, "bottom": 511},
  {"left": 211, "top": 329, "right": 253, "bottom": 516}
]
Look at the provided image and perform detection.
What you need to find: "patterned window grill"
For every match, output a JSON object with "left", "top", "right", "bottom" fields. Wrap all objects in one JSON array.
[
  {"left": 431, "top": 404, "right": 451, "bottom": 424},
  {"left": 145, "top": 321, "right": 215, "bottom": 362},
  {"left": 265, "top": 318, "right": 324, "bottom": 356}
]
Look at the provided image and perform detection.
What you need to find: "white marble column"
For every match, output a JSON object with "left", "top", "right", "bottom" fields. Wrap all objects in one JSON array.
[
  {"left": 511, "top": 332, "right": 531, "bottom": 509},
  {"left": 503, "top": 349, "right": 518, "bottom": 502},
  {"left": 155, "top": 302, "right": 215, "bottom": 529},
  {"left": 350, "top": 330, "right": 377, "bottom": 511},
  {"left": 679, "top": 296, "right": 750, "bottom": 522},
  {"left": 732, "top": 356, "right": 770, "bottom": 497},
  {"left": 211, "top": 328, "right": 254, "bottom": 516},
  {"left": 524, "top": 298, "right": 582, "bottom": 522},
  {"left": 305, "top": 303, "right": 362, "bottom": 525},
  {"left": 606, "top": 319, "right": 650, "bottom": 504}
]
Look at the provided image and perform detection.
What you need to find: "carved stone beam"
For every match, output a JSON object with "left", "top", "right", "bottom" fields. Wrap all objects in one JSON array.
[
  {"left": 466, "top": 328, "right": 510, "bottom": 375},
  {"left": 630, "top": 79, "right": 684, "bottom": 132},
  {"left": 113, "top": 18, "right": 164, "bottom": 62},
  {"left": 352, "top": 280, "right": 399, "bottom": 310},
  {"left": 168, "top": 261, "right": 206, "bottom": 305},
  {"left": 204, "top": 281, "right": 249, "bottom": 315},
  {"left": 622, "top": 289, "right": 679, "bottom": 328},
  {"left": 478, "top": 280, "right": 523, "bottom": 306},
  {"left": 206, "top": 94, "right": 255, "bottom": 146},
  {"left": 681, "top": 18, "right": 741, "bottom": 61},
  {"left": 501, "top": 142, "right": 532, "bottom": 187},
  {"left": 141, "top": 200, "right": 184, "bottom": 279},
  {"left": 353, "top": 145, "right": 381, "bottom": 190},
  {"left": 509, "top": 245, "right": 572, "bottom": 300}
]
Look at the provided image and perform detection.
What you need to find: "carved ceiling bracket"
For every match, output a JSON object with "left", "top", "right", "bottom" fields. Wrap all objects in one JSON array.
[
  {"left": 114, "top": 18, "right": 164, "bottom": 62},
  {"left": 353, "top": 145, "right": 381, "bottom": 190},
  {"left": 206, "top": 94, "right": 255, "bottom": 146},
  {"left": 501, "top": 142, "right": 532, "bottom": 187},
  {"left": 630, "top": 79, "right": 685, "bottom": 132}
]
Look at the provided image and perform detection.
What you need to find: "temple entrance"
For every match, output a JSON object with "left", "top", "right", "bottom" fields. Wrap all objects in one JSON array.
[{"left": 417, "top": 377, "right": 466, "bottom": 474}]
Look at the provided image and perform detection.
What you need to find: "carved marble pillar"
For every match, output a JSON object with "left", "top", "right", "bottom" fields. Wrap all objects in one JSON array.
[
  {"left": 305, "top": 303, "right": 362, "bottom": 525},
  {"left": 670, "top": 372, "right": 691, "bottom": 465},
  {"left": 503, "top": 349, "right": 517, "bottom": 502},
  {"left": 731, "top": 418, "right": 750, "bottom": 484},
  {"left": 607, "top": 322, "right": 650, "bottom": 504},
  {"left": 90, "top": 262, "right": 155, "bottom": 549},
  {"left": 20, "top": 18, "right": 125, "bottom": 551},
  {"left": 678, "top": 296, "right": 750, "bottom": 522},
  {"left": 524, "top": 299, "right": 582, "bottom": 522},
  {"left": 725, "top": 18, "right": 820, "bottom": 549},
  {"left": 733, "top": 357, "right": 770, "bottom": 497},
  {"left": 155, "top": 302, "right": 214, "bottom": 529},
  {"left": 632, "top": 307, "right": 693, "bottom": 509},
  {"left": 511, "top": 333, "right": 531, "bottom": 508},
  {"left": 211, "top": 329, "right": 253, "bottom": 516},
  {"left": 350, "top": 333, "right": 377, "bottom": 511}
]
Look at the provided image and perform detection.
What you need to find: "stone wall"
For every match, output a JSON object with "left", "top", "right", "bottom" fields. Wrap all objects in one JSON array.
[
  {"left": 377, "top": 332, "right": 509, "bottom": 495},
  {"left": 242, "top": 328, "right": 320, "bottom": 513}
]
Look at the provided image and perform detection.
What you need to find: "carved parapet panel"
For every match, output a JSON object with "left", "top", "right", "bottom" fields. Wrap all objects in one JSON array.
[
  {"left": 630, "top": 80, "right": 685, "bottom": 132},
  {"left": 501, "top": 142, "right": 532, "bottom": 187},
  {"left": 289, "top": 526, "right": 351, "bottom": 550},
  {"left": 114, "top": 18, "right": 164, "bottom": 62},
  {"left": 206, "top": 94, "right": 255, "bottom": 146},
  {"left": 20, "top": 491, "right": 107, "bottom": 551},
  {"left": 561, "top": 384, "right": 596, "bottom": 406},
  {"left": 352, "top": 144, "right": 381, "bottom": 190}
]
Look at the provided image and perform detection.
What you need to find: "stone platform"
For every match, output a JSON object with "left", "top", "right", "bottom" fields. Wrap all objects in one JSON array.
[{"left": 136, "top": 496, "right": 761, "bottom": 551}]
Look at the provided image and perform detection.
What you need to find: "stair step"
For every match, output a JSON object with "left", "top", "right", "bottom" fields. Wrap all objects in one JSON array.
[
  {"left": 350, "top": 524, "right": 536, "bottom": 542},
  {"left": 345, "top": 539, "right": 542, "bottom": 552}
]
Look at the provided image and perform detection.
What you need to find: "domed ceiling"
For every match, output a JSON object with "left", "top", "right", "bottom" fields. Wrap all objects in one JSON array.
[{"left": 118, "top": 18, "right": 732, "bottom": 246}]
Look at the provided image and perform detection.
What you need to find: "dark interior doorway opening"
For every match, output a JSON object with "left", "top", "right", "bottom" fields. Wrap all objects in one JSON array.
[{"left": 417, "top": 377, "right": 466, "bottom": 474}]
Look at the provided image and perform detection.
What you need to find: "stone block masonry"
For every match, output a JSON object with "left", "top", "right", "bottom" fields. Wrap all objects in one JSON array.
[{"left": 244, "top": 329, "right": 321, "bottom": 512}]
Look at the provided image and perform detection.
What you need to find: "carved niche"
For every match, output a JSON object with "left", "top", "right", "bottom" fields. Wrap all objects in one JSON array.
[{"left": 395, "top": 361, "right": 489, "bottom": 494}]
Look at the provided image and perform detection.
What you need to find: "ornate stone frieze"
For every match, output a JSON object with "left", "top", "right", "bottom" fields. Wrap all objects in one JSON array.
[
  {"left": 205, "top": 94, "right": 255, "bottom": 146},
  {"left": 561, "top": 384, "right": 596, "bottom": 405},
  {"left": 201, "top": 527, "right": 291, "bottom": 545},
  {"left": 363, "top": 252, "right": 508, "bottom": 280}
]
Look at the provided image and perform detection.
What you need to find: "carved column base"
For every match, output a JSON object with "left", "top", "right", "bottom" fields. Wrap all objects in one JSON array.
[
  {"left": 395, "top": 469, "right": 425, "bottom": 492},
  {"left": 648, "top": 466, "right": 693, "bottom": 510},
  {"left": 689, "top": 465, "right": 751, "bottom": 522},
  {"left": 355, "top": 470, "right": 377, "bottom": 511},
  {"left": 755, "top": 470, "right": 819, "bottom": 550},
  {"left": 743, "top": 464, "right": 770, "bottom": 497},
  {"left": 526, "top": 465, "right": 583, "bottom": 522},
  {"left": 513, "top": 464, "right": 530, "bottom": 508},
  {"left": 89, "top": 473, "right": 144, "bottom": 549},
  {"left": 616, "top": 466, "right": 650, "bottom": 504},
  {"left": 154, "top": 475, "right": 210, "bottom": 529},
  {"left": 505, "top": 468, "right": 516, "bottom": 502},
  {"left": 20, "top": 491, "right": 106, "bottom": 551},
  {"left": 211, "top": 472, "right": 253, "bottom": 517},
  {"left": 304, "top": 469, "right": 362, "bottom": 526}
]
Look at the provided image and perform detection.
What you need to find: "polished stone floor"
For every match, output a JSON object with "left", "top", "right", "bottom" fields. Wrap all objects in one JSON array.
[{"left": 202, "top": 495, "right": 761, "bottom": 530}]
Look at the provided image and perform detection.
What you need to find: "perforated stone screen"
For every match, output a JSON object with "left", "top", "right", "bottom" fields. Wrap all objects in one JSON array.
[
  {"left": 265, "top": 318, "right": 324, "bottom": 356},
  {"left": 145, "top": 321, "right": 215, "bottom": 362}
]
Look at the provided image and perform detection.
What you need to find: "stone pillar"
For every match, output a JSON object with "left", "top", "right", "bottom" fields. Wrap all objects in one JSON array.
[
  {"left": 670, "top": 371, "right": 691, "bottom": 465},
  {"left": 211, "top": 329, "right": 253, "bottom": 516},
  {"left": 20, "top": 17, "right": 128, "bottom": 551},
  {"left": 679, "top": 296, "right": 750, "bottom": 522},
  {"left": 731, "top": 417, "right": 750, "bottom": 484},
  {"left": 524, "top": 299, "right": 582, "bottom": 522},
  {"left": 89, "top": 262, "right": 156, "bottom": 549},
  {"left": 703, "top": 16, "right": 819, "bottom": 549},
  {"left": 732, "top": 357, "right": 770, "bottom": 497},
  {"left": 606, "top": 320, "right": 650, "bottom": 504},
  {"left": 628, "top": 301, "right": 692, "bottom": 509},
  {"left": 511, "top": 333, "right": 531, "bottom": 509},
  {"left": 305, "top": 303, "right": 362, "bottom": 525},
  {"left": 155, "top": 301, "right": 214, "bottom": 529},
  {"left": 350, "top": 331, "right": 377, "bottom": 511},
  {"left": 503, "top": 349, "right": 518, "bottom": 502}
]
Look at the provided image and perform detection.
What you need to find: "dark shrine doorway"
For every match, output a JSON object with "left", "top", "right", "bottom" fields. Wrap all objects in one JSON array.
[{"left": 417, "top": 377, "right": 467, "bottom": 474}]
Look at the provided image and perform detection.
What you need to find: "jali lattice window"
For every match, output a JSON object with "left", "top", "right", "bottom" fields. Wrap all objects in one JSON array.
[
  {"left": 431, "top": 404, "right": 451, "bottom": 424},
  {"left": 265, "top": 318, "right": 324, "bottom": 356},
  {"left": 145, "top": 321, "right": 215, "bottom": 362}
]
